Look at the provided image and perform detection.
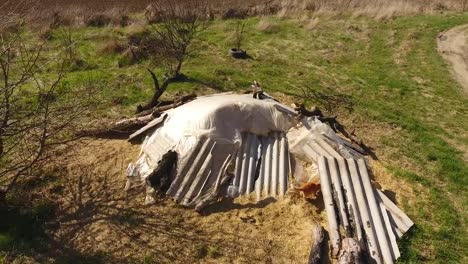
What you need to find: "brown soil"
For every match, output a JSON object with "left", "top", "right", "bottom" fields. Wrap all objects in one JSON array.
[{"left": 47, "top": 139, "right": 320, "bottom": 263}]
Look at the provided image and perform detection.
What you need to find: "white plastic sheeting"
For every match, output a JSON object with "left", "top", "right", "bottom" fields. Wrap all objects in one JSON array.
[{"left": 153, "top": 94, "right": 294, "bottom": 155}]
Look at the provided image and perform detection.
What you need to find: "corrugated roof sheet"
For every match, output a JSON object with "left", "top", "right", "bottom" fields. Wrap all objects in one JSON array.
[
  {"left": 164, "top": 137, "right": 235, "bottom": 209},
  {"left": 301, "top": 133, "right": 414, "bottom": 263},
  {"left": 231, "top": 132, "right": 290, "bottom": 199},
  {"left": 144, "top": 131, "right": 291, "bottom": 209}
]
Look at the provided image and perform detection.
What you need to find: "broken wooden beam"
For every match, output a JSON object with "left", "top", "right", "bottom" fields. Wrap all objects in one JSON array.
[
  {"left": 136, "top": 93, "right": 197, "bottom": 117},
  {"left": 308, "top": 224, "right": 325, "bottom": 264}
]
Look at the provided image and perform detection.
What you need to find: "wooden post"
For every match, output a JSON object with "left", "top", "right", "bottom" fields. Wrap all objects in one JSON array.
[
  {"left": 338, "top": 238, "right": 362, "bottom": 264},
  {"left": 308, "top": 224, "right": 325, "bottom": 264}
]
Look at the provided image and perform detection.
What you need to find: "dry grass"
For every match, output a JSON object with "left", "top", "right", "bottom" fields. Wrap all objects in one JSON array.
[
  {"left": 35, "top": 139, "right": 318, "bottom": 263},
  {"left": 276, "top": 0, "right": 463, "bottom": 18},
  {"left": 97, "top": 39, "right": 127, "bottom": 55},
  {"left": 1, "top": 0, "right": 465, "bottom": 30},
  {"left": 257, "top": 18, "right": 280, "bottom": 33}
]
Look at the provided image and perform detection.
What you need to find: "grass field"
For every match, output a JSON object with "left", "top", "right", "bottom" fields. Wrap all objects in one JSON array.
[{"left": 0, "top": 6, "right": 467, "bottom": 264}]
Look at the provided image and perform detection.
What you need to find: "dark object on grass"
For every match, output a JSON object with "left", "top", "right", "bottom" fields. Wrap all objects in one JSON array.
[
  {"left": 86, "top": 14, "right": 111, "bottom": 27},
  {"left": 146, "top": 150, "right": 178, "bottom": 193},
  {"left": 230, "top": 20, "right": 247, "bottom": 59},
  {"left": 230, "top": 48, "right": 247, "bottom": 59},
  {"left": 294, "top": 104, "right": 323, "bottom": 117}
]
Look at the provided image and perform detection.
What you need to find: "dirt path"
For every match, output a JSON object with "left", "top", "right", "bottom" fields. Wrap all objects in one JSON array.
[{"left": 437, "top": 24, "right": 468, "bottom": 94}]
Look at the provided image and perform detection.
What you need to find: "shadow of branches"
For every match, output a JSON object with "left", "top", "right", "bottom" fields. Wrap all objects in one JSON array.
[{"left": 51, "top": 154, "right": 271, "bottom": 263}]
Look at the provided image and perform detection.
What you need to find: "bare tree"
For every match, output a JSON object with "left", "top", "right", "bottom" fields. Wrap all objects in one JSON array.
[
  {"left": 0, "top": 16, "right": 96, "bottom": 205},
  {"left": 137, "top": 0, "right": 208, "bottom": 113}
]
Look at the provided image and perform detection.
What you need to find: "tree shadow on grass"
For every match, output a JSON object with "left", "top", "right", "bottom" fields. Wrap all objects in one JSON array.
[
  {"left": 396, "top": 225, "right": 424, "bottom": 262},
  {"left": 45, "top": 161, "right": 264, "bottom": 263},
  {"left": 170, "top": 73, "right": 226, "bottom": 91},
  {"left": 200, "top": 197, "right": 277, "bottom": 215}
]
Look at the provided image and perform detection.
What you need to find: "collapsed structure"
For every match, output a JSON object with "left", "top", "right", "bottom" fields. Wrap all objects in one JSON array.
[{"left": 126, "top": 92, "right": 413, "bottom": 263}]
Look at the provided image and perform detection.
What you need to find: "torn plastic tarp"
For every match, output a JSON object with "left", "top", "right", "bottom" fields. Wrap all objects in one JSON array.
[{"left": 126, "top": 94, "right": 296, "bottom": 208}]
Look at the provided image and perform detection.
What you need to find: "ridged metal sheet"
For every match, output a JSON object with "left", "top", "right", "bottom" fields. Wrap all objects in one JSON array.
[
  {"left": 302, "top": 134, "right": 413, "bottom": 263},
  {"left": 143, "top": 130, "right": 291, "bottom": 209},
  {"left": 162, "top": 137, "right": 235, "bottom": 209},
  {"left": 231, "top": 131, "right": 290, "bottom": 199}
]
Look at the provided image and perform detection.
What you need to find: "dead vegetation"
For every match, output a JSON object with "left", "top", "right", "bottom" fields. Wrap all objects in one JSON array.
[
  {"left": 0, "top": 16, "right": 98, "bottom": 204},
  {"left": 257, "top": 18, "right": 280, "bottom": 33},
  {"left": 1, "top": 0, "right": 466, "bottom": 33},
  {"left": 16, "top": 139, "right": 317, "bottom": 263}
]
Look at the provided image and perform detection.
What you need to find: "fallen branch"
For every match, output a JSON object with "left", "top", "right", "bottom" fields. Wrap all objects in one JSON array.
[
  {"left": 76, "top": 120, "right": 150, "bottom": 139},
  {"left": 136, "top": 93, "right": 197, "bottom": 117},
  {"left": 115, "top": 112, "right": 160, "bottom": 127},
  {"left": 76, "top": 112, "right": 161, "bottom": 139},
  {"left": 77, "top": 94, "right": 196, "bottom": 139}
]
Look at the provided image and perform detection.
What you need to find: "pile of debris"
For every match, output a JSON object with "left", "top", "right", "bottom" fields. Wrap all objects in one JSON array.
[{"left": 125, "top": 90, "right": 413, "bottom": 263}]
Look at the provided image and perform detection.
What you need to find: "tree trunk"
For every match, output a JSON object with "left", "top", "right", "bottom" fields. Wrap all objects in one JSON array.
[
  {"left": 76, "top": 114, "right": 157, "bottom": 139},
  {"left": 77, "top": 93, "right": 196, "bottom": 139},
  {"left": 137, "top": 69, "right": 173, "bottom": 113}
]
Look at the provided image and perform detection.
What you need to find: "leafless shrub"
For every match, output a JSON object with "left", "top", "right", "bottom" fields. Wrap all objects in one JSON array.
[
  {"left": 116, "top": 29, "right": 165, "bottom": 67},
  {"left": 102, "top": 8, "right": 133, "bottom": 27},
  {"left": 257, "top": 18, "right": 280, "bottom": 33},
  {"left": 233, "top": 21, "right": 246, "bottom": 49},
  {"left": 56, "top": 27, "right": 94, "bottom": 71},
  {"left": 85, "top": 14, "right": 111, "bottom": 27},
  {"left": 50, "top": 11, "right": 74, "bottom": 29},
  {"left": 432, "top": 2, "right": 448, "bottom": 11},
  {"left": 137, "top": 0, "right": 209, "bottom": 112},
  {"left": 145, "top": 3, "right": 164, "bottom": 24},
  {"left": 98, "top": 39, "right": 127, "bottom": 55},
  {"left": 0, "top": 15, "right": 97, "bottom": 204},
  {"left": 221, "top": 8, "right": 249, "bottom": 19},
  {"left": 298, "top": 86, "right": 353, "bottom": 113}
]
